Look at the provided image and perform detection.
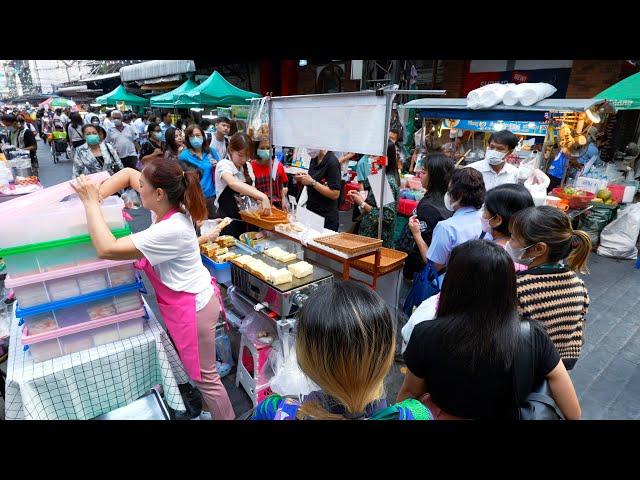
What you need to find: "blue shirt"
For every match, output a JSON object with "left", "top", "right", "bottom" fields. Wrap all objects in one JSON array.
[
  {"left": 427, "top": 207, "right": 483, "bottom": 286},
  {"left": 356, "top": 155, "right": 372, "bottom": 183},
  {"left": 547, "top": 151, "right": 568, "bottom": 179},
  {"left": 178, "top": 149, "right": 220, "bottom": 198}
]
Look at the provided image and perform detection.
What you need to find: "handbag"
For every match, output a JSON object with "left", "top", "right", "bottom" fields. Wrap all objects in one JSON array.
[
  {"left": 402, "top": 260, "right": 441, "bottom": 317},
  {"left": 513, "top": 320, "right": 565, "bottom": 420}
]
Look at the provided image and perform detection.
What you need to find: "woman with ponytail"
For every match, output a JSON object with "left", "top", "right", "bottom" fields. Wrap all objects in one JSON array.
[
  {"left": 214, "top": 132, "right": 272, "bottom": 238},
  {"left": 508, "top": 206, "right": 591, "bottom": 370},
  {"left": 71, "top": 162, "right": 235, "bottom": 420}
]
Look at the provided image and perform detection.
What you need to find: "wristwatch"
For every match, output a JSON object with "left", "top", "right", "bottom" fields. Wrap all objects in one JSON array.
[{"left": 311, "top": 179, "right": 317, "bottom": 187}]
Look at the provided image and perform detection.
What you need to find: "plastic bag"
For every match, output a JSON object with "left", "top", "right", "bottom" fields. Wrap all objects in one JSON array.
[
  {"left": 517, "top": 152, "right": 539, "bottom": 182},
  {"left": 121, "top": 188, "right": 142, "bottom": 210},
  {"left": 268, "top": 331, "right": 320, "bottom": 397},
  {"left": 597, "top": 203, "right": 640, "bottom": 260},
  {"left": 403, "top": 260, "right": 440, "bottom": 317},
  {"left": 401, "top": 293, "right": 439, "bottom": 353},
  {"left": 524, "top": 168, "right": 550, "bottom": 206},
  {"left": 578, "top": 204, "right": 617, "bottom": 245},
  {"left": 236, "top": 194, "right": 260, "bottom": 213},
  {"left": 238, "top": 312, "right": 276, "bottom": 346},
  {"left": 247, "top": 96, "right": 269, "bottom": 142},
  {"left": 215, "top": 331, "right": 235, "bottom": 367}
]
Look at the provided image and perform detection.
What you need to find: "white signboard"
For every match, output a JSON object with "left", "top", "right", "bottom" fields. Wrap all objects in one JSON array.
[
  {"left": 271, "top": 92, "right": 388, "bottom": 157},
  {"left": 367, "top": 172, "right": 395, "bottom": 208}
]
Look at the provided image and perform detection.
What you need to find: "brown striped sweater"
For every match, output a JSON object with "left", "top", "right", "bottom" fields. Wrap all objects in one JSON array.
[{"left": 516, "top": 265, "right": 589, "bottom": 361}]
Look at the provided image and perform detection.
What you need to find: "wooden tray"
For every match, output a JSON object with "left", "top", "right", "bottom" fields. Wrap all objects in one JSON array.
[
  {"left": 239, "top": 207, "right": 288, "bottom": 230},
  {"left": 351, "top": 247, "right": 408, "bottom": 275},
  {"left": 314, "top": 232, "right": 383, "bottom": 255}
]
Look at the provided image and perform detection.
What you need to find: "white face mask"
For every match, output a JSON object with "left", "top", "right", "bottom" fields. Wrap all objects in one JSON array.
[
  {"left": 505, "top": 240, "right": 536, "bottom": 266},
  {"left": 485, "top": 148, "right": 507, "bottom": 166},
  {"left": 481, "top": 213, "right": 497, "bottom": 234},
  {"left": 444, "top": 192, "right": 458, "bottom": 212}
]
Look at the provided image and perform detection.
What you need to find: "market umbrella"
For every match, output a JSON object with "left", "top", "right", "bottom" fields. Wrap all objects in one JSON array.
[
  {"left": 174, "top": 71, "right": 260, "bottom": 108},
  {"left": 149, "top": 79, "right": 199, "bottom": 108},
  {"left": 95, "top": 84, "right": 150, "bottom": 107},
  {"left": 595, "top": 71, "right": 640, "bottom": 110}
]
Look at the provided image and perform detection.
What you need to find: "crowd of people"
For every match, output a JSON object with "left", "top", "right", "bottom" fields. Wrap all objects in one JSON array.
[{"left": 2, "top": 98, "right": 595, "bottom": 421}]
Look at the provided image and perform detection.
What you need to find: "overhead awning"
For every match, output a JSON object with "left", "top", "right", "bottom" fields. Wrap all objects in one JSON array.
[
  {"left": 400, "top": 98, "right": 608, "bottom": 113},
  {"left": 95, "top": 84, "right": 149, "bottom": 107},
  {"left": 174, "top": 71, "right": 259, "bottom": 108},
  {"left": 150, "top": 79, "right": 199, "bottom": 108},
  {"left": 595, "top": 71, "right": 640, "bottom": 110},
  {"left": 120, "top": 60, "right": 196, "bottom": 83}
]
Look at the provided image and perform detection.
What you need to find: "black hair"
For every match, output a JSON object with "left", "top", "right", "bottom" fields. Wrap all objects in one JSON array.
[
  {"left": 215, "top": 116, "right": 231, "bottom": 125},
  {"left": 147, "top": 122, "right": 161, "bottom": 136},
  {"left": 69, "top": 112, "right": 83, "bottom": 128},
  {"left": 423, "top": 152, "right": 454, "bottom": 195},
  {"left": 199, "top": 119, "right": 211, "bottom": 130},
  {"left": 55, "top": 108, "right": 62, "bottom": 115},
  {"left": 389, "top": 128, "right": 400, "bottom": 136},
  {"left": 81, "top": 124, "right": 99, "bottom": 135},
  {"left": 484, "top": 183, "right": 535, "bottom": 236},
  {"left": 165, "top": 127, "right": 180, "bottom": 154},
  {"left": 385, "top": 141, "right": 400, "bottom": 187},
  {"left": 435, "top": 240, "right": 520, "bottom": 371},
  {"left": 488, "top": 130, "right": 518, "bottom": 150},
  {"left": 96, "top": 125, "right": 107, "bottom": 140},
  {"left": 449, "top": 167, "right": 485, "bottom": 209},
  {"left": 161, "top": 111, "right": 171, "bottom": 121},
  {"left": 1, "top": 114, "right": 17, "bottom": 124}
]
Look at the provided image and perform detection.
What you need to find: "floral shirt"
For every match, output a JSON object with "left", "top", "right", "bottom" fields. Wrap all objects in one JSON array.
[
  {"left": 72, "top": 142, "right": 124, "bottom": 178},
  {"left": 357, "top": 174, "right": 399, "bottom": 248}
]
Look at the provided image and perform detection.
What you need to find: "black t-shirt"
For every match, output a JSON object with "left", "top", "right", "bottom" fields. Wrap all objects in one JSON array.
[
  {"left": 403, "top": 319, "right": 560, "bottom": 419},
  {"left": 403, "top": 193, "right": 452, "bottom": 277},
  {"left": 306, "top": 152, "right": 342, "bottom": 218},
  {"left": 18, "top": 128, "right": 37, "bottom": 161}
]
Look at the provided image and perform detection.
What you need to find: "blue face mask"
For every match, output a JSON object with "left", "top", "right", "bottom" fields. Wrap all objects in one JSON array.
[
  {"left": 85, "top": 134, "right": 101, "bottom": 145},
  {"left": 153, "top": 132, "right": 163, "bottom": 141},
  {"left": 190, "top": 136, "right": 204, "bottom": 148},
  {"left": 257, "top": 149, "right": 271, "bottom": 160}
]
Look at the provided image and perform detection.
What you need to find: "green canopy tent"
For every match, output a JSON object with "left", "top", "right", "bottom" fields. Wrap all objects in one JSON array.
[
  {"left": 174, "top": 71, "right": 260, "bottom": 108},
  {"left": 149, "top": 79, "right": 199, "bottom": 108},
  {"left": 95, "top": 84, "right": 150, "bottom": 107},
  {"left": 595, "top": 71, "right": 640, "bottom": 110}
]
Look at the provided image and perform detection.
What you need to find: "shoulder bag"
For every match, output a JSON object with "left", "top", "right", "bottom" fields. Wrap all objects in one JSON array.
[{"left": 513, "top": 320, "right": 565, "bottom": 420}]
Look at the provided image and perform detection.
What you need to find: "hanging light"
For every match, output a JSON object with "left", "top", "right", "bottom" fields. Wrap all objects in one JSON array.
[
  {"left": 190, "top": 107, "right": 204, "bottom": 112},
  {"left": 586, "top": 108, "right": 601, "bottom": 124},
  {"left": 298, "top": 60, "right": 308, "bottom": 67}
]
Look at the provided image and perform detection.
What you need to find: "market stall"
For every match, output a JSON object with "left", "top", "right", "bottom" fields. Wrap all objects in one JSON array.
[
  {"left": 95, "top": 84, "right": 150, "bottom": 111},
  {"left": 0, "top": 144, "right": 43, "bottom": 202}
]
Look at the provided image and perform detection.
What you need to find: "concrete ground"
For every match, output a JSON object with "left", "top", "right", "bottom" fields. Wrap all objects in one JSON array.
[{"left": 2, "top": 138, "right": 639, "bottom": 420}]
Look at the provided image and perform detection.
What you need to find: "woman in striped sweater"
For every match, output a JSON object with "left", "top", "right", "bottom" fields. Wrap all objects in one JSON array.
[{"left": 507, "top": 206, "right": 591, "bottom": 370}]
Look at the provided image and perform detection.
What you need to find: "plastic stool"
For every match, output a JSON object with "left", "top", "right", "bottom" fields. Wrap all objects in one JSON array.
[{"left": 236, "top": 333, "right": 273, "bottom": 407}]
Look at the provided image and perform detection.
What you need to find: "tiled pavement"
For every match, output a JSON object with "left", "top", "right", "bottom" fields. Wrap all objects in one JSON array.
[{"left": 2, "top": 140, "right": 639, "bottom": 419}]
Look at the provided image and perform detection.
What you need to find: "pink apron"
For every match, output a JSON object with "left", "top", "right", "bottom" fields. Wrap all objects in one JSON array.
[{"left": 134, "top": 208, "right": 225, "bottom": 382}]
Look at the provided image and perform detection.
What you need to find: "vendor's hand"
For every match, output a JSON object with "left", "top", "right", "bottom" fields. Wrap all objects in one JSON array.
[
  {"left": 408, "top": 215, "right": 421, "bottom": 235},
  {"left": 260, "top": 196, "right": 272, "bottom": 216},
  {"left": 71, "top": 175, "right": 101, "bottom": 205},
  {"left": 296, "top": 173, "right": 314, "bottom": 186}
]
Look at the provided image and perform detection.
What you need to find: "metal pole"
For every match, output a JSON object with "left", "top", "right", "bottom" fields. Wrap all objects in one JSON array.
[
  {"left": 377, "top": 88, "right": 397, "bottom": 240},
  {"left": 267, "top": 96, "right": 273, "bottom": 204}
]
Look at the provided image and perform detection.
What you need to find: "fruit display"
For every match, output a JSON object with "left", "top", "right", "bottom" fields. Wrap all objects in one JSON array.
[
  {"left": 552, "top": 187, "right": 596, "bottom": 209},
  {"left": 596, "top": 189, "right": 612, "bottom": 202}
]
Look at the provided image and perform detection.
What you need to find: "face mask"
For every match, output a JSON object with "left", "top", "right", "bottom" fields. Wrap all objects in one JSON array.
[
  {"left": 85, "top": 134, "right": 100, "bottom": 145},
  {"left": 444, "top": 192, "right": 458, "bottom": 212},
  {"left": 257, "top": 149, "right": 271, "bottom": 160},
  {"left": 481, "top": 213, "right": 497, "bottom": 234},
  {"left": 485, "top": 148, "right": 507, "bottom": 166},
  {"left": 190, "top": 136, "right": 203, "bottom": 148},
  {"left": 113, "top": 119, "right": 123, "bottom": 127},
  {"left": 505, "top": 240, "right": 536, "bottom": 266},
  {"left": 153, "top": 132, "right": 163, "bottom": 141},
  {"left": 306, "top": 149, "right": 320, "bottom": 158}
]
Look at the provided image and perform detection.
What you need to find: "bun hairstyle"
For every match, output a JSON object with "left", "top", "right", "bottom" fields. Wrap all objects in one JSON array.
[
  {"left": 510, "top": 205, "right": 592, "bottom": 273},
  {"left": 228, "top": 132, "right": 255, "bottom": 186},
  {"left": 142, "top": 157, "right": 207, "bottom": 223}
]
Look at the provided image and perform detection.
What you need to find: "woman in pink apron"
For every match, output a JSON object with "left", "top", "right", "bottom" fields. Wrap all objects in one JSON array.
[{"left": 71, "top": 159, "right": 235, "bottom": 420}]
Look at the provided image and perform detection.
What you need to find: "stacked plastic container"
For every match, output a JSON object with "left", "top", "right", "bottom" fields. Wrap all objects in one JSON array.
[{"left": 1, "top": 173, "right": 148, "bottom": 362}]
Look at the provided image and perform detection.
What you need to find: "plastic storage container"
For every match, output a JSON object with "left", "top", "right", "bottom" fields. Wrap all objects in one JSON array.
[
  {"left": 22, "top": 308, "right": 146, "bottom": 362},
  {"left": 5, "top": 259, "right": 137, "bottom": 309},
  {"left": 16, "top": 281, "right": 144, "bottom": 330},
  {"left": 607, "top": 184, "right": 626, "bottom": 203},
  {"left": 1, "top": 195, "right": 126, "bottom": 249},
  {"left": 200, "top": 242, "right": 254, "bottom": 285},
  {"left": 0, "top": 226, "right": 131, "bottom": 279}
]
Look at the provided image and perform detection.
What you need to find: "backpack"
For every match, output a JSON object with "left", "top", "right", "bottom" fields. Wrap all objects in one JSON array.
[{"left": 252, "top": 394, "right": 433, "bottom": 420}]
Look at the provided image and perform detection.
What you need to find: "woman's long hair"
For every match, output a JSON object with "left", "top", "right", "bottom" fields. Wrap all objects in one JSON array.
[
  {"left": 385, "top": 141, "right": 400, "bottom": 187},
  {"left": 510, "top": 206, "right": 592, "bottom": 273},
  {"left": 142, "top": 157, "right": 207, "bottom": 222},
  {"left": 295, "top": 280, "right": 395, "bottom": 420},
  {"left": 435, "top": 240, "right": 520, "bottom": 371},
  {"left": 422, "top": 153, "right": 454, "bottom": 195}
]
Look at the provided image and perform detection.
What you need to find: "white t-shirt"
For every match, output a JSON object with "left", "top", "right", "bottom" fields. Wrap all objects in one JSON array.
[
  {"left": 211, "top": 136, "right": 227, "bottom": 161},
  {"left": 214, "top": 158, "right": 255, "bottom": 208},
  {"left": 131, "top": 212, "right": 213, "bottom": 311},
  {"left": 467, "top": 160, "right": 519, "bottom": 191}
]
